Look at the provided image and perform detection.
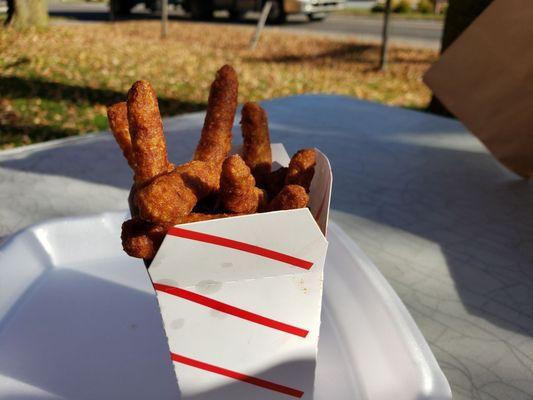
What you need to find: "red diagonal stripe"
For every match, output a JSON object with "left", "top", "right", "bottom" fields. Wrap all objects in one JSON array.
[
  {"left": 170, "top": 353, "right": 304, "bottom": 398},
  {"left": 166, "top": 226, "right": 313, "bottom": 270},
  {"left": 154, "top": 283, "right": 309, "bottom": 338}
]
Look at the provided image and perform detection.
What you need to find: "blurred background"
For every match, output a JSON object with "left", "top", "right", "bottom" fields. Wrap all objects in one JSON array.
[{"left": 1, "top": 0, "right": 490, "bottom": 149}]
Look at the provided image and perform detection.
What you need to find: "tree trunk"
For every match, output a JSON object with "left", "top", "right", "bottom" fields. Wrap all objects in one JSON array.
[
  {"left": 427, "top": 0, "right": 493, "bottom": 116},
  {"left": 5, "top": 0, "right": 48, "bottom": 28},
  {"left": 379, "top": 0, "right": 392, "bottom": 71}
]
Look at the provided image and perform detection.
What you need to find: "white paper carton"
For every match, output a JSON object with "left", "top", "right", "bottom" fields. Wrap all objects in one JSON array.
[{"left": 149, "top": 144, "right": 332, "bottom": 399}]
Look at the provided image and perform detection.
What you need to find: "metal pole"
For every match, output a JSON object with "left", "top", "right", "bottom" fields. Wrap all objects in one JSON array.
[
  {"left": 379, "top": 0, "right": 392, "bottom": 70},
  {"left": 109, "top": 0, "right": 116, "bottom": 21},
  {"left": 249, "top": 1, "right": 273, "bottom": 50},
  {"left": 161, "top": 0, "right": 168, "bottom": 38}
]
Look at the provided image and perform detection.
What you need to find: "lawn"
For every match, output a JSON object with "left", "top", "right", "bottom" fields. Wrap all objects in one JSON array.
[{"left": 0, "top": 20, "right": 437, "bottom": 149}]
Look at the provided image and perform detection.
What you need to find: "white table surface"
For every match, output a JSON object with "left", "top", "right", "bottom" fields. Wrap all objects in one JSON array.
[{"left": 1, "top": 95, "right": 532, "bottom": 400}]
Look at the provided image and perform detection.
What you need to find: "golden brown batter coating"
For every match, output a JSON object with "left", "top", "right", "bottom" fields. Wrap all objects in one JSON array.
[
  {"left": 122, "top": 212, "right": 242, "bottom": 260},
  {"left": 112, "top": 66, "right": 323, "bottom": 263},
  {"left": 107, "top": 102, "right": 136, "bottom": 170},
  {"left": 135, "top": 161, "right": 220, "bottom": 224},
  {"left": 121, "top": 218, "right": 167, "bottom": 259},
  {"left": 174, "top": 212, "right": 240, "bottom": 224},
  {"left": 127, "top": 80, "right": 170, "bottom": 184},
  {"left": 286, "top": 149, "right": 316, "bottom": 193},
  {"left": 267, "top": 184, "right": 309, "bottom": 212},
  {"left": 193, "top": 65, "right": 238, "bottom": 167},
  {"left": 240, "top": 102, "right": 271, "bottom": 185},
  {"left": 220, "top": 155, "right": 262, "bottom": 214}
]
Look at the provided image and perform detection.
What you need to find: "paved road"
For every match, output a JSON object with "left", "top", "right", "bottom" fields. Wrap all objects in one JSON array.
[
  {"left": 48, "top": 1, "right": 442, "bottom": 49},
  {"left": 286, "top": 14, "right": 442, "bottom": 48}
]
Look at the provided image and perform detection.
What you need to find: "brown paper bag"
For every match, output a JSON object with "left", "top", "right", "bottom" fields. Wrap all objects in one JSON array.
[{"left": 424, "top": 0, "right": 533, "bottom": 178}]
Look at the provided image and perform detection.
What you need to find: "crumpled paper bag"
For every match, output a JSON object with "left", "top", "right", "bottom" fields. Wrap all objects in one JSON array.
[{"left": 424, "top": 0, "right": 533, "bottom": 178}]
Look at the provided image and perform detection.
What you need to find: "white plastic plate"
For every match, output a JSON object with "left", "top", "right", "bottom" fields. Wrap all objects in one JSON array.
[{"left": 0, "top": 212, "right": 451, "bottom": 400}]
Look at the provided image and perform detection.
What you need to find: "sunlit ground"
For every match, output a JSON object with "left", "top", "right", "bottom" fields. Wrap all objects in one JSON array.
[{"left": 0, "top": 20, "right": 437, "bottom": 148}]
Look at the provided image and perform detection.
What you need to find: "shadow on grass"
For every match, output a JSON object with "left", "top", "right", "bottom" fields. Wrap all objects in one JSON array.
[
  {"left": 252, "top": 43, "right": 376, "bottom": 64},
  {"left": 246, "top": 43, "right": 434, "bottom": 66},
  {"left": 0, "top": 75, "right": 205, "bottom": 115},
  {"left": 0, "top": 75, "right": 206, "bottom": 145},
  {"left": 0, "top": 124, "right": 80, "bottom": 147}
]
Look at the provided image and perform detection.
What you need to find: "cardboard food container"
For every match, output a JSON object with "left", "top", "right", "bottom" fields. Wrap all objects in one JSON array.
[{"left": 149, "top": 143, "right": 332, "bottom": 399}]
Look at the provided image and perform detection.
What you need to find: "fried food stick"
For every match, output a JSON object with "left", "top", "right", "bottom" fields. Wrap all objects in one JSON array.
[
  {"left": 220, "top": 155, "right": 266, "bottom": 213},
  {"left": 286, "top": 149, "right": 316, "bottom": 193},
  {"left": 240, "top": 102, "right": 271, "bottom": 185},
  {"left": 122, "top": 213, "right": 241, "bottom": 259},
  {"left": 135, "top": 160, "right": 220, "bottom": 224},
  {"left": 121, "top": 218, "right": 167, "bottom": 260},
  {"left": 107, "top": 102, "right": 136, "bottom": 170},
  {"left": 127, "top": 80, "right": 170, "bottom": 184},
  {"left": 267, "top": 184, "right": 309, "bottom": 212},
  {"left": 194, "top": 65, "right": 238, "bottom": 167}
]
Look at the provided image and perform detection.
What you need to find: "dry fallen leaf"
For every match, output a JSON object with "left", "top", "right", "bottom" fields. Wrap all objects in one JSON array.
[{"left": 0, "top": 21, "right": 437, "bottom": 149}]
